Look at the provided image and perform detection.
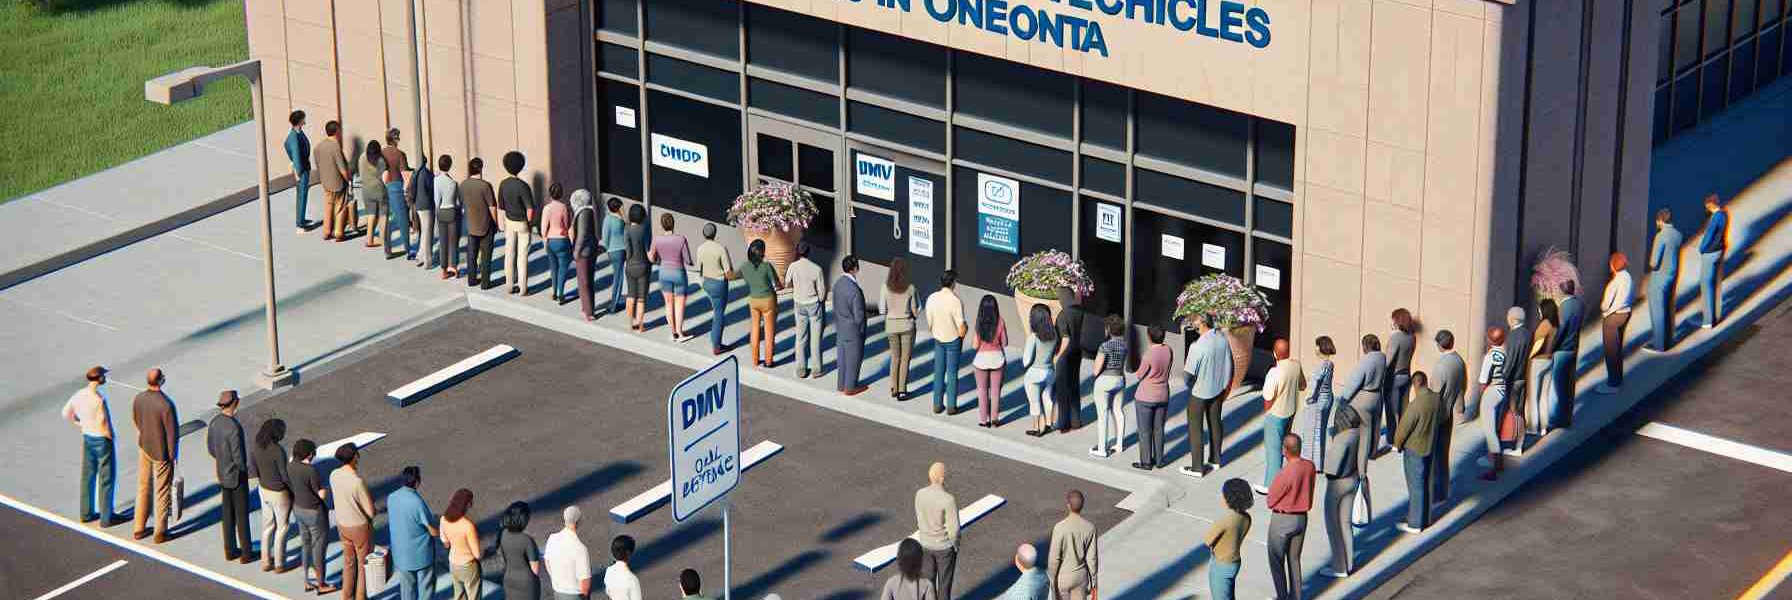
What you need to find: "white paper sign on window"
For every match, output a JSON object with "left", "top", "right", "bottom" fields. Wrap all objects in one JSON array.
[
  {"left": 1094, "top": 203, "right": 1123, "bottom": 243},
  {"left": 854, "top": 153, "right": 896, "bottom": 201},
  {"left": 1201, "top": 244, "right": 1226, "bottom": 269},
  {"left": 908, "top": 178, "right": 935, "bottom": 257},
  {"left": 1161, "top": 234, "right": 1185, "bottom": 260},
  {"left": 1255, "top": 264, "right": 1282, "bottom": 290},
  {"left": 615, "top": 106, "right": 636, "bottom": 129}
]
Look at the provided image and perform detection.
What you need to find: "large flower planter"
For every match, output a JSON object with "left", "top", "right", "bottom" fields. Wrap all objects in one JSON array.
[
  {"left": 744, "top": 226, "right": 805, "bottom": 279},
  {"left": 1013, "top": 289, "right": 1062, "bottom": 341},
  {"left": 1225, "top": 325, "right": 1256, "bottom": 394}
]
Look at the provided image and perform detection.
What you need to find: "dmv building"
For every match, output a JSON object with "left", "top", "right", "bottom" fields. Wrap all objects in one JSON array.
[{"left": 243, "top": 0, "right": 1791, "bottom": 364}]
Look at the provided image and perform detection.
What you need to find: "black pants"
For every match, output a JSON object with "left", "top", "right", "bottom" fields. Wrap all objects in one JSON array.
[
  {"left": 1051, "top": 354, "right": 1084, "bottom": 431},
  {"left": 1136, "top": 401, "right": 1168, "bottom": 466},
  {"left": 1188, "top": 393, "right": 1225, "bottom": 468},
  {"left": 467, "top": 232, "right": 494, "bottom": 286},
  {"left": 220, "top": 481, "right": 252, "bottom": 559},
  {"left": 922, "top": 546, "right": 956, "bottom": 600}
]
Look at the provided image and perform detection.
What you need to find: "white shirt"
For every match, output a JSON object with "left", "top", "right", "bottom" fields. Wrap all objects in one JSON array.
[
  {"left": 603, "top": 562, "right": 642, "bottom": 600},
  {"left": 62, "top": 387, "right": 111, "bottom": 438},
  {"left": 433, "top": 173, "right": 460, "bottom": 211},
  {"left": 543, "top": 529, "right": 592, "bottom": 595},
  {"left": 1601, "top": 270, "right": 1633, "bottom": 316}
]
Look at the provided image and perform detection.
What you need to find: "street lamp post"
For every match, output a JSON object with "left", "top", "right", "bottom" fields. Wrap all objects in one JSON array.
[{"left": 146, "top": 60, "right": 296, "bottom": 389}]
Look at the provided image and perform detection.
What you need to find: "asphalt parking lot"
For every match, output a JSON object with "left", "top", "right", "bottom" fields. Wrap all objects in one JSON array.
[
  {"left": 0, "top": 503, "right": 246, "bottom": 600},
  {"left": 239, "top": 309, "right": 1128, "bottom": 599},
  {"left": 1366, "top": 302, "right": 1792, "bottom": 600}
]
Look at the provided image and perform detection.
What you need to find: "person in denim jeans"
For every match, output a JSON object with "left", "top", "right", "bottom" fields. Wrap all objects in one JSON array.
[
  {"left": 694, "top": 224, "right": 735, "bottom": 354},
  {"left": 1020, "top": 305, "right": 1059, "bottom": 437},
  {"left": 786, "top": 243, "right": 828, "bottom": 378},
  {"left": 601, "top": 198, "right": 630, "bottom": 314},
  {"left": 63, "top": 366, "right": 116, "bottom": 525},
  {"left": 925, "top": 271, "right": 968, "bottom": 415}
]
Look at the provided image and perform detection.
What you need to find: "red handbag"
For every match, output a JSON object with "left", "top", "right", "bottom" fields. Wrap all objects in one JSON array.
[{"left": 1499, "top": 396, "right": 1524, "bottom": 443}]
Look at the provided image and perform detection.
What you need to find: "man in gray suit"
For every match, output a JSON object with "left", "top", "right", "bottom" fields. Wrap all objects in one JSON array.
[
  {"left": 833, "top": 255, "right": 869, "bottom": 395},
  {"left": 1552, "top": 283, "right": 1585, "bottom": 430},
  {"left": 1647, "top": 208, "right": 1684, "bottom": 352},
  {"left": 1501, "top": 306, "right": 1532, "bottom": 439},
  {"left": 1428, "top": 330, "right": 1467, "bottom": 505},
  {"left": 207, "top": 390, "right": 253, "bottom": 563}
]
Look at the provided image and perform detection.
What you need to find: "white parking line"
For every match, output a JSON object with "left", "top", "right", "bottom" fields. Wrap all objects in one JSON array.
[
  {"left": 0, "top": 493, "right": 283, "bottom": 599},
  {"left": 1636, "top": 422, "right": 1792, "bottom": 474},
  {"left": 32, "top": 559, "right": 127, "bottom": 600},
  {"left": 386, "top": 344, "right": 519, "bottom": 407},
  {"left": 609, "top": 440, "right": 785, "bottom": 523},
  {"left": 852, "top": 494, "right": 1007, "bottom": 572}
]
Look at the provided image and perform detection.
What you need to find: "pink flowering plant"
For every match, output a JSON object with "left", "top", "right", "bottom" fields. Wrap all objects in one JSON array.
[
  {"left": 1530, "top": 246, "right": 1581, "bottom": 301},
  {"left": 1004, "top": 250, "right": 1094, "bottom": 300},
  {"left": 726, "top": 182, "right": 818, "bottom": 233},
  {"left": 1173, "top": 273, "right": 1271, "bottom": 332}
]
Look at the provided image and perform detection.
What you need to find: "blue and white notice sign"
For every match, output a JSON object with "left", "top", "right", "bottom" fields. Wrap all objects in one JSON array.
[
  {"left": 855, "top": 152, "right": 896, "bottom": 201},
  {"left": 651, "top": 133, "right": 710, "bottom": 179},
  {"left": 667, "top": 355, "right": 741, "bottom": 522},
  {"left": 976, "top": 172, "right": 1021, "bottom": 254}
]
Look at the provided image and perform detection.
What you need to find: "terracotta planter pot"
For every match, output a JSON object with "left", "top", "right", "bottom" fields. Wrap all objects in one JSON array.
[
  {"left": 1225, "top": 325, "right": 1256, "bottom": 393},
  {"left": 1013, "top": 289, "right": 1063, "bottom": 341},
  {"left": 743, "top": 226, "right": 805, "bottom": 279}
]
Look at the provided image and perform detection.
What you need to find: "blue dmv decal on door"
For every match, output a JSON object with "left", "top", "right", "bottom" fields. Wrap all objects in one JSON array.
[{"left": 976, "top": 173, "right": 1021, "bottom": 254}]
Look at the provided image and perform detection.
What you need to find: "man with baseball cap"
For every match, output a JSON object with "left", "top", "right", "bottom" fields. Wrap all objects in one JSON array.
[
  {"left": 208, "top": 389, "right": 254, "bottom": 562},
  {"left": 62, "top": 365, "right": 117, "bottom": 526}
]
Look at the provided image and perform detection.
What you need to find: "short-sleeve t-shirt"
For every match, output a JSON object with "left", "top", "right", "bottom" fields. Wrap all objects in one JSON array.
[
  {"left": 1098, "top": 338, "right": 1127, "bottom": 376},
  {"left": 739, "top": 261, "right": 779, "bottom": 298},
  {"left": 500, "top": 531, "right": 540, "bottom": 576}
]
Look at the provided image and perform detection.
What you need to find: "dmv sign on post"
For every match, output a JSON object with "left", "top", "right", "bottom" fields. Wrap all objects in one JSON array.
[{"left": 668, "top": 355, "right": 742, "bottom": 522}]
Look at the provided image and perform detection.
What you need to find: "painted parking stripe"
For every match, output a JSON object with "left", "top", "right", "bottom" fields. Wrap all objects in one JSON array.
[
  {"left": 1738, "top": 549, "right": 1792, "bottom": 600},
  {"left": 32, "top": 559, "right": 127, "bottom": 600},
  {"left": 1635, "top": 422, "right": 1792, "bottom": 474},
  {"left": 0, "top": 493, "right": 282, "bottom": 599},
  {"left": 314, "top": 432, "right": 388, "bottom": 470},
  {"left": 852, "top": 494, "right": 1007, "bottom": 572},
  {"left": 386, "top": 344, "right": 519, "bottom": 407},
  {"left": 609, "top": 440, "right": 784, "bottom": 524}
]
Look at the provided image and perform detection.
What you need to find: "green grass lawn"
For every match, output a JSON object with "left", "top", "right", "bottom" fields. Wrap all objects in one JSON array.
[{"left": 0, "top": 0, "right": 250, "bottom": 202}]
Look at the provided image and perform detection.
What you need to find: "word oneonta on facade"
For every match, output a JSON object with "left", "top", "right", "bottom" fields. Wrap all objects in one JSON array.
[{"left": 839, "top": 0, "right": 1271, "bottom": 57}]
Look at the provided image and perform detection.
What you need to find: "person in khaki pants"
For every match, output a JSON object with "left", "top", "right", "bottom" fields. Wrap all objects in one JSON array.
[
  {"left": 131, "top": 368, "right": 178, "bottom": 543},
  {"left": 329, "top": 443, "right": 377, "bottom": 600},
  {"left": 1049, "top": 490, "right": 1099, "bottom": 600},
  {"left": 313, "top": 121, "right": 352, "bottom": 241}
]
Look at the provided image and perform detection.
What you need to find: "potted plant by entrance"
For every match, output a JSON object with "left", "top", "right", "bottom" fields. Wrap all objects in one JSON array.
[
  {"left": 1530, "top": 246, "right": 1581, "bottom": 304},
  {"left": 727, "top": 181, "right": 818, "bottom": 278},
  {"left": 1173, "top": 273, "right": 1271, "bottom": 394},
  {"left": 1004, "top": 250, "right": 1095, "bottom": 340}
]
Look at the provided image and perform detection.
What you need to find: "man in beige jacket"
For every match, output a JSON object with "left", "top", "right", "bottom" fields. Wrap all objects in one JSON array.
[
  {"left": 1049, "top": 490, "right": 1099, "bottom": 600},
  {"left": 312, "top": 120, "right": 353, "bottom": 241},
  {"left": 915, "top": 462, "right": 961, "bottom": 599}
]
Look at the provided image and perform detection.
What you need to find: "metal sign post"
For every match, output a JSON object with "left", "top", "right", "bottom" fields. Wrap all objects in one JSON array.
[{"left": 667, "top": 355, "right": 742, "bottom": 599}]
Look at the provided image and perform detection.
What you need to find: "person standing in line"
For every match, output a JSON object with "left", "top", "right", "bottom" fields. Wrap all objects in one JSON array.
[
  {"left": 1265, "top": 433, "right": 1315, "bottom": 600},
  {"left": 883, "top": 259, "right": 922, "bottom": 398},
  {"left": 1301, "top": 337, "right": 1338, "bottom": 465},
  {"left": 131, "top": 368, "right": 178, "bottom": 542},
  {"left": 1181, "top": 313, "right": 1233, "bottom": 478},
  {"left": 694, "top": 223, "right": 736, "bottom": 352},
  {"left": 498, "top": 151, "right": 536, "bottom": 295},
  {"left": 1500, "top": 307, "right": 1533, "bottom": 446},
  {"left": 207, "top": 390, "right": 253, "bottom": 563},
  {"left": 460, "top": 158, "right": 497, "bottom": 288},
  {"left": 64, "top": 366, "right": 116, "bottom": 527},
  {"left": 409, "top": 151, "right": 436, "bottom": 267},
  {"left": 1697, "top": 193, "right": 1728, "bottom": 328},
  {"left": 1088, "top": 314, "right": 1128, "bottom": 455},
  {"left": 739, "top": 240, "right": 782, "bottom": 367},
  {"left": 604, "top": 535, "right": 643, "bottom": 600},
  {"left": 1050, "top": 288, "right": 1089, "bottom": 434},
  {"left": 314, "top": 120, "right": 352, "bottom": 241},
  {"left": 1203, "top": 479, "right": 1254, "bottom": 600},
  {"left": 914, "top": 462, "right": 961, "bottom": 599},
  {"left": 784, "top": 242, "right": 827, "bottom": 378},
  {"left": 1318, "top": 406, "right": 1362, "bottom": 578},
  {"left": 1476, "top": 326, "right": 1510, "bottom": 480},
  {"left": 1131, "top": 326, "right": 1172, "bottom": 470},
  {"left": 1393, "top": 373, "right": 1440, "bottom": 533},
  {"left": 997, "top": 544, "right": 1046, "bottom": 600},
  {"left": 285, "top": 110, "right": 314, "bottom": 232},
  {"left": 834, "top": 255, "right": 870, "bottom": 395},
  {"left": 971, "top": 295, "right": 1010, "bottom": 426},
  {"left": 572, "top": 190, "right": 603, "bottom": 322},
  {"left": 288, "top": 439, "right": 337, "bottom": 594},
  {"left": 1048, "top": 490, "right": 1100, "bottom": 600},
  {"left": 1552, "top": 282, "right": 1585, "bottom": 430},
  {"left": 1258, "top": 339, "right": 1306, "bottom": 494},
  {"left": 387, "top": 466, "right": 438, "bottom": 600},
  {"left": 925, "top": 272, "right": 969, "bottom": 416},
  {"left": 882, "top": 539, "right": 939, "bottom": 600},
  {"left": 1428, "top": 331, "right": 1467, "bottom": 506},
  {"left": 330, "top": 443, "right": 377, "bottom": 600},
  {"left": 441, "top": 489, "right": 481, "bottom": 600},
  {"left": 1337, "top": 335, "right": 1386, "bottom": 516},
  {"left": 1382, "top": 309, "right": 1417, "bottom": 452},
  {"left": 1527, "top": 300, "right": 1561, "bottom": 442},
  {"left": 497, "top": 502, "right": 543, "bottom": 600},
  {"left": 1646, "top": 208, "right": 1685, "bottom": 352},
  {"left": 650, "top": 213, "right": 696, "bottom": 340},
  {"left": 679, "top": 569, "right": 715, "bottom": 600},
  {"left": 432, "top": 155, "right": 462, "bottom": 279},
  {"left": 622, "top": 205, "right": 652, "bottom": 331},
  {"left": 358, "top": 140, "right": 387, "bottom": 250},
  {"left": 381, "top": 129, "right": 414, "bottom": 260},
  {"left": 249, "top": 419, "right": 292, "bottom": 573},
  {"left": 542, "top": 183, "right": 575, "bottom": 304},
  {"left": 601, "top": 198, "right": 630, "bottom": 314},
  {"left": 1598, "top": 253, "right": 1634, "bottom": 393},
  {"left": 1021, "top": 305, "right": 1060, "bottom": 436},
  {"left": 544, "top": 506, "right": 593, "bottom": 600}
]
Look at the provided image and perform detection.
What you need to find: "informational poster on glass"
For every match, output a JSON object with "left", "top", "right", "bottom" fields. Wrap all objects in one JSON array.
[
  {"left": 1095, "top": 203, "right": 1123, "bottom": 243},
  {"left": 1161, "top": 234, "right": 1185, "bottom": 260},
  {"left": 976, "top": 172, "right": 1021, "bottom": 254},
  {"left": 908, "top": 177, "right": 935, "bottom": 257},
  {"left": 854, "top": 153, "right": 896, "bottom": 201},
  {"left": 651, "top": 133, "right": 709, "bottom": 178},
  {"left": 1201, "top": 243, "right": 1226, "bottom": 269},
  {"left": 1255, "top": 264, "right": 1281, "bottom": 290},
  {"left": 615, "top": 106, "right": 636, "bottom": 129}
]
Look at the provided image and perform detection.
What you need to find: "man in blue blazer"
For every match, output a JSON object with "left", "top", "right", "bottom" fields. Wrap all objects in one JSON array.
[
  {"left": 284, "top": 110, "right": 312, "bottom": 232},
  {"left": 1551, "top": 281, "right": 1585, "bottom": 430},
  {"left": 833, "top": 255, "right": 870, "bottom": 395},
  {"left": 1647, "top": 208, "right": 1684, "bottom": 351},
  {"left": 1698, "top": 194, "right": 1728, "bottom": 328}
]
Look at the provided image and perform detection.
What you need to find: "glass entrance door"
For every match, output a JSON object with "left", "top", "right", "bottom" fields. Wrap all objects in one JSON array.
[
  {"left": 746, "top": 115, "right": 843, "bottom": 268},
  {"left": 843, "top": 140, "right": 947, "bottom": 296}
]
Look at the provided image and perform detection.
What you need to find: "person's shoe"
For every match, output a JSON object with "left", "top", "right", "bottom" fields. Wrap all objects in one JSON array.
[
  {"left": 276, "top": 565, "right": 295, "bottom": 574},
  {"left": 1179, "top": 464, "right": 1209, "bottom": 478},
  {"left": 1088, "top": 447, "right": 1110, "bottom": 458},
  {"left": 1702, "top": 323, "right": 1715, "bottom": 329},
  {"left": 1131, "top": 462, "right": 1153, "bottom": 471},
  {"left": 1319, "top": 568, "right": 1349, "bottom": 578},
  {"left": 225, "top": 553, "right": 241, "bottom": 562},
  {"left": 239, "top": 553, "right": 258, "bottom": 564},
  {"left": 1594, "top": 384, "right": 1618, "bottom": 394},
  {"left": 132, "top": 530, "right": 150, "bottom": 540},
  {"left": 153, "top": 532, "right": 169, "bottom": 544},
  {"left": 1641, "top": 346, "right": 1664, "bottom": 353},
  {"left": 933, "top": 405, "right": 945, "bottom": 415},
  {"left": 713, "top": 347, "right": 724, "bottom": 356},
  {"left": 315, "top": 584, "right": 339, "bottom": 595},
  {"left": 262, "top": 562, "right": 274, "bottom": 572},
  {"left": 509, "top": 286, "right": 520, "bottom": 295},
  {"left": 1395, "top": 523, "right": 1423, "bottom": 534},
  {"left": 844, "top": 386, "right": 869, "bottom": 396},
  {"left": 1040, "top": 426, "right": 1054, "bottom": 435},
  {"left": 948, "top": 408, "right": 962, "bottom": 416},
  {"left": 1025, "top": 429, "right": 1042, "bottom": 437},
  {"left": 1252, "top": 484, "right": 1270, "bottom": 495}
]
